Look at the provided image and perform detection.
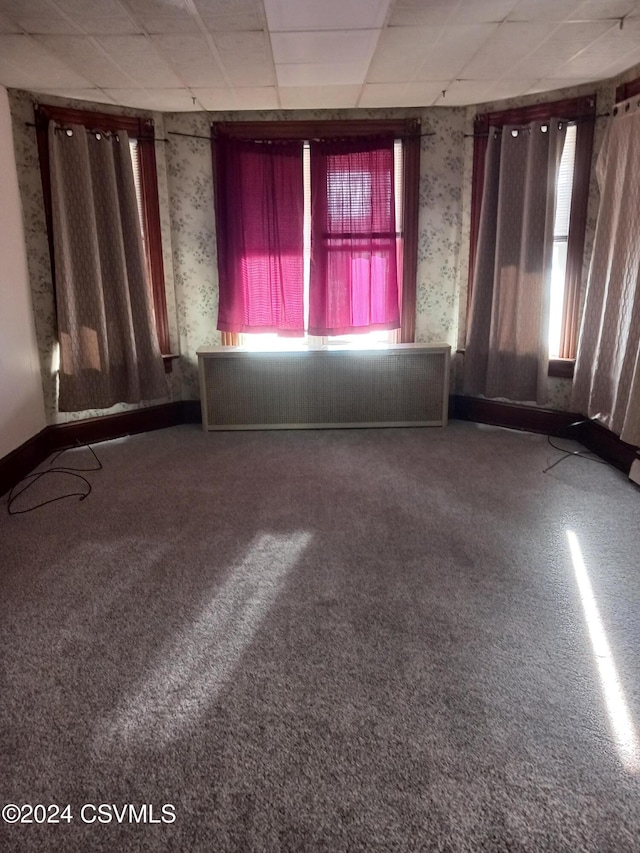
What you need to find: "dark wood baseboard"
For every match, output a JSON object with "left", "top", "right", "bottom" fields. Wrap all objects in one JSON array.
[
  {"left": 0, "top": 427, "right": 55, "bottom": 500},
  {"left": 451, "top": 394, "right": 639, "bottom": 475},
  {"left": 450, "top": 394, "right": 581, "bottom": 435},
  {"left": 2, "top": 396, "right": 636, "bottom": 496},
  {"left": 0, "top": 400, "right": 202, "bottom": 497},
  {"left": 575, "top": 418, "right": 639, "bottom": 475}
]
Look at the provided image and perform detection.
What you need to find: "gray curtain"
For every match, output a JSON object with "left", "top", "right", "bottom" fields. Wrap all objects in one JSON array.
[
  {"left": 49, "top": 122, "right": 167, "bottom": 413},
  {"left": 464, "top": 120, "right": 566, "bottom": 405},
  {"left": 571, "top": 100, "right": 640, "bottom": 448}
]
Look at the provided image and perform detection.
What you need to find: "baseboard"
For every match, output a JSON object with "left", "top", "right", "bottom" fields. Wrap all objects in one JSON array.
[
  {"left": 0, "top": 400, "right": 202, "bottom": 497},
  {"left": 451, "top": 394, "right": 639, "bottom": 475},
  {"left": 0, "top": 427, "right": 54, "bottom": 500},
  {"left": 450, "top": 395, "right": 581, "bottom": 434},
  {"left": 2, "top": 396, "right": 636, "bottom": 497}
]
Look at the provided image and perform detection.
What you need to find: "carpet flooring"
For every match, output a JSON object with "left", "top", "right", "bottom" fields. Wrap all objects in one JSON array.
[{"left": 1, "top": 422, "right": 639, "bottom": 852}]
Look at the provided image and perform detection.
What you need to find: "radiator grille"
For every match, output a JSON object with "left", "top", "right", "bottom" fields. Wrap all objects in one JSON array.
[{"left": 198, "top": 346, "right": 450, "bottom": 430}]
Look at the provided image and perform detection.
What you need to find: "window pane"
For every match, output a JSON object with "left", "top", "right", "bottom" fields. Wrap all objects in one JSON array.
[{"left": 549, "top": 125, "right": 577, "bottom": 357}]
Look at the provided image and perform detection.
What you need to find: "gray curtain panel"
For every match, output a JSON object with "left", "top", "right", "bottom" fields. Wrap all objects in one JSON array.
[
  {"left": 464, "top": 120, "right": 566, "bottom": 405},
  {"left": 571, "top": 100, "right": 640, "bottom": 448},
  {"left": 49, "top": 122, "right": 167, "bottom": 413}
]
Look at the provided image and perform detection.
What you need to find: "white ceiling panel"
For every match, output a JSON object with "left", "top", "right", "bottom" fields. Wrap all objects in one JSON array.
[
  {"left": 360, "top": 80, "right": 448, "bottom": 107},
  {"left": 0, "top": 34, "right": 91, "bottom": 85},
  {"left": 194, "top": 85, "right": 278, "bottom": 110},
  {"left": 277, "top": 61, "right": 370, "bottom": 88},
  {"left": 195, "top": 0, "right": 264, "bottom": 32},
  {"left": 151, "top": 34, "right": 226, "bottom": 87},
  {"left": 0, "top": 11, "right": 19, "bottom": 32},
  {"left": 460, "top": 21, "right": 560, "bottom": 79},
  {"left": 279, "top": 84, "right": 362, "bottom": 108},
  {"left": 0, "top": 0, "right": 639, "bottom": 111},
  {"left": 437, "top": 77, "right": 540, "bottom": 105},
  {"left": 271, "top": 29, "right": 379, "bottom": 65},
  {"left": 35, "top": 35, "right": 137, "bottom": 87},
  {"left": 214, "top": 30, "right": 275, "bottom": 86},
  {"left": 32, "top": 86, "right": 116, "bottom": 104},
  {"left": 264, "top": 0, "right": 391, "bottom": 32},
  {"left": 105, "top": 87, "right": 197, "bottom": 110},
  {"left": 95, "top": 34, "right": 183, "bottom": 87},
  {"left": 49, "top": 0, "right": 139, "bottom": 35}
]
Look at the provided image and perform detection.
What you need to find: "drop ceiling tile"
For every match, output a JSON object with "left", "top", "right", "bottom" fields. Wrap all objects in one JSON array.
[
  {"left": 49, "top": 0, "right": 139, "bottom": 35},
  {"left": 511, "top": 0, "right": 637, "bottom": 21},
  {"left": 360, "top": 81, "right": 447, "bottom": 107},
  {"left": 264, "top": 0, "right": 391, "bottom": 32},
  {"left": 9, "top": 15, "right": 80, "bottom": 35},
  {"left": 279, "top": 84, "right": 361, "bottom": 108},
  {"left": 31, "top": 86, "right": 117, "bottom": 104},
  {"left": 0, "top": 1, "right": 51, "bottom": 15},
  {"left": 390, "top": 0, "right": 518, "bottom": 27},
  {"left": 367, "top": 27, "right": 442, "bottom": 82},
  {"left": 151, "top": 34, "right": 227, "bottom": 87},
  {"left": 0, "top": 12, "right": 20, "bottom": 32},
  {"left": 271, "top": 29, "right": 379, "bottom": 65},
  {"left": 0, "top": 58, "right": 39, "bottom": 88},
  {"left": 96, "top": 35, "right": 182, "bottom": 87},
  {"left": 460, "top": 21, "right": 560, "bottom": 78},
  {"left": 105, "top": 87, "right": 197, "bottom": 111},
  {"left": 508, "top": 0, "right": 579, "bottom": 21},
  {"left": 575, "top": 0, "right": 639, "bottom": 18},
  {"left": 193, "top": 85, "right": 279, "bottom": 110},
  {"left": 35, "top": 35, "right": 136, "bottom": 87},
  {"left": 277, "top": 61, "right": 369, "bottom": 87},
  {"left": 437, "top": 77, "right": 539, "bottom": 105},
  {"left": 511, "top": 21, "right": 616, "bottom": 75},
  {"left": 0, "top": 34, "right": 91, "bottom": 85},
  {"left": 214, "top": 30, "right": 275, "bottom": 85},
  {"left": 195, "top": 0, "right": 264, "bottom": 32},
  {"left": 388, "top": 0, "right": 459, "bottom": 28}
]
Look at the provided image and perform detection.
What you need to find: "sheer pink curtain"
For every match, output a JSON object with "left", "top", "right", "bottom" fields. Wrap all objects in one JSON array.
[
  {"left": 309, "top": 138, "right": 399, "bottom": 336},
  {"left": 215, "top": 137, "right": 305, "bottom": 335}
]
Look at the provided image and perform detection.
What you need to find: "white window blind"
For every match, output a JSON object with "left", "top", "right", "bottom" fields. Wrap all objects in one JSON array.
[{"left": 129, "top": 138, "right": 146, "bottom": 253}]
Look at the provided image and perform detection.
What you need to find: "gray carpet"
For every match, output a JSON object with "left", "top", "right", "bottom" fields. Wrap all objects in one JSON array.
[{"left": 1, "top": 422, "right": 639, "bottom": 852}]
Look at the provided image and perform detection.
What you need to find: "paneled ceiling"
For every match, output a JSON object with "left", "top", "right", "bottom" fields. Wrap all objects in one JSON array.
[{"left": 0, "top": 0, "right": 639, "bottom": 111}]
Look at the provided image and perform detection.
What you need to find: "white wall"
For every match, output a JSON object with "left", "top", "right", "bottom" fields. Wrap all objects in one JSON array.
[{"left": 0, "top": 85, "right": 46, "bottom": 458}]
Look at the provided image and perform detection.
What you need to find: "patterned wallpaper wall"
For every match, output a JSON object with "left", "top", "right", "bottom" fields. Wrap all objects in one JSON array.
[{"left": 9, "top": 59, "right": 640, "bottom": 421}]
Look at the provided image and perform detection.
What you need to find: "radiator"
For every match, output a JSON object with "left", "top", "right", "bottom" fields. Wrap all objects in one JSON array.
[{"left": 197, "top": 343, "right": 450, "bottom": 430}]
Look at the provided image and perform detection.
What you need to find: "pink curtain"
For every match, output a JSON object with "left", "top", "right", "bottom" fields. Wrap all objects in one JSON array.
[
  {"left": 215, "top": 137, "right": 305, "bottom": 335},
  {"left": 309, "top": 138, "right": 400, "bottom": 336}
]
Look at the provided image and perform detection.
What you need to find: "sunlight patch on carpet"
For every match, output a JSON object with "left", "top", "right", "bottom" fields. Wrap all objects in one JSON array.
[
  {"left": 567, "top": 529, "right": 639, "bottom": 773},
  {"left": 95, "top": 531, "right": 311, "bottom": 750}
]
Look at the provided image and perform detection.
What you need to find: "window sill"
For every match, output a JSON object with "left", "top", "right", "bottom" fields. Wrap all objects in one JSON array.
[
  {"left": 162, "top": 353, "right": 179, "bottom": 374},
  {"left": 456, "top": 350, "right": 575, "bottom": 380},
  {"left": 548, "top": 358, "right": 575, "bottom": 379}
]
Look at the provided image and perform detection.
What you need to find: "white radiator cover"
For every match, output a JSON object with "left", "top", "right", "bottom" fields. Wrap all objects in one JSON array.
[{"left": 197, "top": 343, "right": 450, "bottom": 430}]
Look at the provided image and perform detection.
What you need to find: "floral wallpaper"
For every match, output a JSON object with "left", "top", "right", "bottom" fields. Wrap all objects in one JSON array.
[{"left": 8, "top": 59, "right": 640, "bottom": 420}]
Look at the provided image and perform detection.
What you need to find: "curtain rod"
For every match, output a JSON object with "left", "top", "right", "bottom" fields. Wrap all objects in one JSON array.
[
  {"left": 25, "top": 121, "right": 169, "bottom": 142},
  {"left": 465, "top": 112, "right": 610, "bottom": 137}
]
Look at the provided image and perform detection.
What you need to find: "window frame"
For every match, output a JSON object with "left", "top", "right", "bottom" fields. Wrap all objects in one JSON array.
[
  {"left": 211, "top": 119, "right": 421, "bottom": 344},
  {"left": 34, "top": 104, "right": 171, "bottom": 357},
  {"left": 467, "top": 95, "right": 596, "bottom": 376}
]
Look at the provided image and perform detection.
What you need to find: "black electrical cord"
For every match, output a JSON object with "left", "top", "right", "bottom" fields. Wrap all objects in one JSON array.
[
  {"left": 7, "top": 441, "right": 102, "bottom": 515},
  {"left": 543, "top": 419, "right": 610, "bottom": 474}
]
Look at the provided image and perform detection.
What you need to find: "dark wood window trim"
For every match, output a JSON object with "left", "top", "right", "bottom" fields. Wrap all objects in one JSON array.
[
  {"left": 615, "top": 75, "right": 640, "bottom": 103},
  {"left": 211, "top": 119, "right": 421, "bottom": 343},
  {"left": 467, "top": 95, "right": 596, "bottom": 360},
  {"left": 34, "top": 104, "right": 171, "bottom": 356}
]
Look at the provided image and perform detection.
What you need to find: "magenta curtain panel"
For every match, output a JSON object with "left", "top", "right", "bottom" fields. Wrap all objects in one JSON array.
[
  {"left": 215, "top": 137, "right": 305, "bottom": 335},
  {"left": 309, "top": 138, "right": 400, "bottom": 336}
]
